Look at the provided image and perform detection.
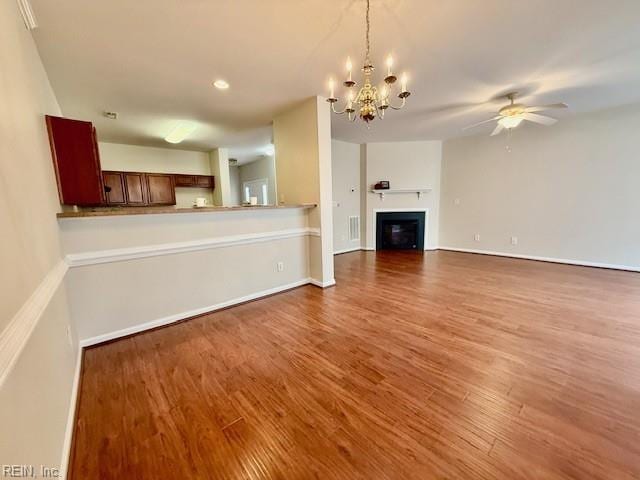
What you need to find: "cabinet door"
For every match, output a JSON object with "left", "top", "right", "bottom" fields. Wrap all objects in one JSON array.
[
  {"left": 195, "top": 175, "right": 213, "bottom": 188},
  {"left": 146, "top": 174, "right": 176, "bottom": 205},
  {"left": 45, "top": 115, "right": 105, "bottom": 205},
  {"left": 174, "top": 174, "right": 196, "bottom": 187},
  {"left": 124, "top": 172, "right": 147, "bottom": 205},
  {"left": 103, "top": 171, "right": 126, "bottom": 205}
]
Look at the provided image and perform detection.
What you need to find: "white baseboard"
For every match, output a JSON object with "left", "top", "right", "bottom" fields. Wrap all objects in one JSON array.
[
  {"left": 355, "top": 247, "right": 439, "bottom": 252},
  {"left": 309, "top": 278, "right": 336, "bottom": 288},
  {"left": 333, "top": 246, "right": 362, "bottom": 255},
  {"left": 438, "top": 246, "right": 640, "bottom": 272},
  {"left": 80, "top": 278, "right": 315, "bottom": 347},
  {"left": 60, "top": 346, "right": 82, "bottom": 479}
]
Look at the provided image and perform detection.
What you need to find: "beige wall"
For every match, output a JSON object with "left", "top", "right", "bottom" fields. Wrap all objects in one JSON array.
[
  {"left": 210, "top": 148, "right": 231, "bottom": 206},
  {"left": 440, "top": 104, "right": 640, "bottom": 269},
  {"left": 60, "top": 209, "right": 312, "bottom": 342},
  {"left": 274, "top": 97, "right": 334, "bottom": 285},
  {"left": 238, "top": 156, "right": 277, "bottom": 205},
  {"left": 0, "top": 0, "right": 78, "bottom": 474},
  {"left": 331, "top": 140, "right": 361, "bottom": 253},
  {"left": 99, "top": 142, "right": 214, "bottom": 207},
  {"left": 229, "top": 165, "right": 241, "bottom": 205},
  {"left": 364, "top": 141, "right": 442, "bottom": 249}
]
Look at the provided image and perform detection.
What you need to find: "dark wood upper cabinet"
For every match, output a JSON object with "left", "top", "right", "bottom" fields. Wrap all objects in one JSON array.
[
  {"left": 174, "top": 174, "right": 196, "bottom": 187},
  {"left": 124, "top": 172, "right": 147, "bottom": 205},
  {"left": 46, "top": 115, "right": 105, "bottom": 205},
  {"left": 146, "top": 174, "right": 176, "bottom": 205},
  {"left": 195, "top": 175, "right": 214, "bottom": 188},
  {"left": 103, "top": 171, "right": 126, "bottom": 205},
  {"left": 174, "top": 174, "right": 214, "bottom": 188}
]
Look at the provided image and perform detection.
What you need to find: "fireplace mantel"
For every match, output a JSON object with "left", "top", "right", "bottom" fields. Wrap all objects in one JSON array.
[{"left": 370, "top": 188, "right": 432, "bottom": 200}]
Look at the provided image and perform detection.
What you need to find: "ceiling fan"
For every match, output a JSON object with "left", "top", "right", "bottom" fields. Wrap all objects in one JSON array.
[{"left": 463, "top": 93, "right": 568, "bottom": 136}]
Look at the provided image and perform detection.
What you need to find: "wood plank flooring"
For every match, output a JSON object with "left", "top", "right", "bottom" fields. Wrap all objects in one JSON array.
[{"left": 69, "top": 251, "right": 640, "bottom": 479}]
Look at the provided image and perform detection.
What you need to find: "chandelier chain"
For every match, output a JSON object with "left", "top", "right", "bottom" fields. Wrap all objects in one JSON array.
[{"left": 365, "top": 0, "right": 371, "bottom": 63}]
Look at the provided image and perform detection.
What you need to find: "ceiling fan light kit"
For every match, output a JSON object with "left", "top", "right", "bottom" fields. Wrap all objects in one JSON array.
[
  {"left": 326, "top": 0, "right": 411, "bottom": 125},
  {"left": 464, "top": 93, "right": 568, "bottom": 136}
]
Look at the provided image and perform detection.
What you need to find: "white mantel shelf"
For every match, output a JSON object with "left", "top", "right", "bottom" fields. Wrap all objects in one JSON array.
[{"left": 370, "top": 188, "right": 432, "bottom": 200}]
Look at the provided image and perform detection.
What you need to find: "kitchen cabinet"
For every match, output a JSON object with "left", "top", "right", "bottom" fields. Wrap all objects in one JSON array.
[
  {"left": 102, "top": 171, "right": 177, "bottom": 206},
  {"left": 45, "top": 115, "right": 105, "bottom": 205},
  {"left": 103, "top": 171, "right": 126, "bottom": 205},
  {"left": 174, "top": 174, "right": 196, "bottom": 187},
  {"left": 174, "top": 174, "right": 215, "bottom": 188},
  {"left": 146, "top": 174, "right": 175, "bottom": 205},
  {"left": 124, "top": 172, "right": 148, "bottom": 205}
]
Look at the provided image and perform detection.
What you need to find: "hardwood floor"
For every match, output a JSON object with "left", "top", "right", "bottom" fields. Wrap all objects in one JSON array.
[{"left": 69, "top": 251, "right": 640, "bottom": 479}]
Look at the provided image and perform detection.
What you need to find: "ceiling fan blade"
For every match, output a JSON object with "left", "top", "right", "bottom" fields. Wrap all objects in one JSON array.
[
  {"left": 490, "top": 123, "right": 505, "bottom": 136},
  {"left": 521, "top": 113, "right": 557, "bottom": 126},
  {"left": 524, "top": 103, "right": 568, "bottom": 113},
  {"left": 462, "top": 116, "right": 501, "bottom": 131}
]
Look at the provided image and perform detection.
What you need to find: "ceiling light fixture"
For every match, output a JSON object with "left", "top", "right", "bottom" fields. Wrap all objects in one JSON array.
[
  {"left": 213, "top": 79, "right": 230, "bottom": 90},
  {"left": 264, "top": 145, "right": 275, "bottom": 156},
  {"left": 325, "top": 0, "right": 411, "bottom": 125},
  {"left": 164, "top": 121, "right": 197, "bottom": 144},
  {"left": 498, "top": 116, "right": 523, "bottom": 129}
]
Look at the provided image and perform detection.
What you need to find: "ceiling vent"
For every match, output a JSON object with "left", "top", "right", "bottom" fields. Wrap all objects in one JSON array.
[
  {"left": 16, "top": 0, "right": 38, "bottom": 30},
  {"left": 228, "top": 158, "right": 238, "bottom": 166}
]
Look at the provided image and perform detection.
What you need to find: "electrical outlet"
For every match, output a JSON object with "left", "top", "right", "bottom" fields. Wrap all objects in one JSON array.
[
  {"left": 511, "top": 236, "right": 518, "bottom": 245},
  {"left": 277, "top": 261, "right": 284, "bottom": 272},
  {"left": 474, "top": 234, "right": 481, "bottom": 242}
]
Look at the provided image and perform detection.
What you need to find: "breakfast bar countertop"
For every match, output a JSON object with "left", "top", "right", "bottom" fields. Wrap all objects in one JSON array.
[{"left": 57, "top": 204, "right": 316, "bottom": 219}]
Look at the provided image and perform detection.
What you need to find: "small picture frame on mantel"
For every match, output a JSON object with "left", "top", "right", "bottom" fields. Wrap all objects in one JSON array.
[{"left": 374, "top": 181, "right": 390, "bottom": 190}]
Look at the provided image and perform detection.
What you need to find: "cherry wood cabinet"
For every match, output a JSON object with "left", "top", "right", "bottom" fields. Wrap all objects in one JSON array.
[
  {"left": 123, "top": 172, "right": 148, "bottom": 205},
  {"left": 174, "top": 174, "right": 215, "bottom": 188},
  {"left": 174, "top": 174, "right": 196, "bottom": 187},
  {"left": 146, "top": 174, "right": 175, "bottom": 205},
  {"left": 102, "top": 171, "right": 126, "bottom": 205},
  {"left": 102, "top": 171, "right": 177, "bottom": 206},
  {"left": 46, "top": 115, "right": 105, "bottom": 205}
]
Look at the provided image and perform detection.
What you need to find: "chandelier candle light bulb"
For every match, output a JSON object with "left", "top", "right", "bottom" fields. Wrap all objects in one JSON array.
[{"left": 325, "top": 0, "right": 411, "bottom": 124}]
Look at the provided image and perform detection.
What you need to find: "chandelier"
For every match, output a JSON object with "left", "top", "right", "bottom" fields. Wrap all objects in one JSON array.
[{"left": 326, "top": 0, "right": 411, "bottom": 124}]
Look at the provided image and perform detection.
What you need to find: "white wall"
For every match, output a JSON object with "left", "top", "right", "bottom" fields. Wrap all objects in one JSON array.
[
  {"left": 99, "top": 142, "right": 214, "bottom": 207},
  {"left": 0, "top": 1, "right": 78, "bottom": 475},
  {"left": 229, "top": 165, "right": 241, "bottom": 205},
  {"left": 364, "top": 141, "right": 442, "bottom": 249},
  {"left": 60, "top": 208, "right": 313, "bottom": 342},
  {"left": 440, "top": 104, "right": 640, "bottom": 269},
  {"left": 331, "top": 140, "right": 361, "bottom": 253},
  {"left": 238, "top": 156, "right": 277, "bottom": 205}
]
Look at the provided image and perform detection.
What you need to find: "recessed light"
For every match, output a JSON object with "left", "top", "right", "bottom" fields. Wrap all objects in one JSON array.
[
  {"left": 165, "top": 121, "right": 197, "bottom": 144},
  {"left": 213, "top": 79, "right": 229, "bottom": 90}
]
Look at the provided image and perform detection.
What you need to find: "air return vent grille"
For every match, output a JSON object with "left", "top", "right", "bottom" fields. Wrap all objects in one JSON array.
[{"left": 348, "top": 216, "right": 360, "bottom": 242}]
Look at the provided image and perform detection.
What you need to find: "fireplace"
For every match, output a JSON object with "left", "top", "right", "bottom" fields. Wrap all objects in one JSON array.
[{"left": 376, "top": 211, "right": 425, "bottom": 250}]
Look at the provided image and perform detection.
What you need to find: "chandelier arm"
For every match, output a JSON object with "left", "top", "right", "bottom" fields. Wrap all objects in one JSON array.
[
  {"left": 388, "top": 97, "right": 407, "bottom": 111},
  {"left": 330, "top": 100, "right": 351, "bottom": 115}
]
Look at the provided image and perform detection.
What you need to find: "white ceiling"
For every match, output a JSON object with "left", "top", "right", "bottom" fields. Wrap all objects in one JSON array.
[{"left": 30, "top": 0, "right": 640, "bottom": 157}]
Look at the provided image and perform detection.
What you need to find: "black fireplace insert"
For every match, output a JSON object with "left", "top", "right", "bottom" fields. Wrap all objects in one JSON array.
[{"left": 376, "top": 211, "right": 425, "bottom": 250}]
